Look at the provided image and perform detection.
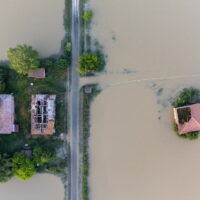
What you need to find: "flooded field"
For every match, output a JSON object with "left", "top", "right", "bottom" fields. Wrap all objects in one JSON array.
[
  {"left": 0, "top": 174, "right": 64, "bottom": 200},
  {"left": 89, "top": 0, "right": 200, "bottom": 200},
  {"left": 0, "top": 0, "right": 65, "bottom": 60}
]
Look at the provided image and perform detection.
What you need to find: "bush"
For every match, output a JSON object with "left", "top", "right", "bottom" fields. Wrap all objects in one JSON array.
[
  {"left": 7, "top": 45, "right": 39, "bottom": 75},
  {"left": 77, "top": 53, "right": 102, "bottom": 75},
  {"left": 12, "top": 152, "right": 35, "bottom": 180},
  {"left": 0, "top": 153, "right": 13, "bottom": 183},
  {"left": 83, "top": 10, "right": 93, "bottom": 22},
  {"left": 178, "top": 131, "right": 199, "bottom": 140},
  {"left": 33, "top": 146, "right": 54, "bottom": 165},
  {"left": 173, "top": 123, "right": 178, "bottom": 133},
  {"left": 172, "top": 88, "right": 200, "bottom": 108}
]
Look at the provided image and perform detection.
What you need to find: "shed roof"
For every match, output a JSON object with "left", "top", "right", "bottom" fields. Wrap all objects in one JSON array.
[{"left": 28, "top": 68, "right": 46, "bottom": 79}]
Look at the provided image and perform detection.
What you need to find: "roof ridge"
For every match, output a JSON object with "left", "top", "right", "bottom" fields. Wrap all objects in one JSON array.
[
  {"left": 180, "top": 117, "right": 200, "bottom": 133},
  {"left": 191, "top": 116, "right": 200, "bottom": 127}
]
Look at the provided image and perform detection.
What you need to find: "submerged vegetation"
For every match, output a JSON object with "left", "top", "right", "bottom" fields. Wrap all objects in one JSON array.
[
  {"left": 80, "top": 0, "right": 106, "bottom": 74},
  {"left": 83, "top": 10, "right": 93, "bottom": 22},
  {"left": 172, "top": 88, "right": 200, "bottom": 108},
  {"left": 80, "top": 84, "right": 101, "bottom": 200}
]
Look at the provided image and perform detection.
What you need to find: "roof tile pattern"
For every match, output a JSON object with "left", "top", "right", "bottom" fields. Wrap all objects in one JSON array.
[{"left": 175, "top": 104, "right": 200, "bottom": 134}]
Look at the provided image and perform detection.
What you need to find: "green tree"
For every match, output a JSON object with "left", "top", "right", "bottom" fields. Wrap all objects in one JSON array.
[
  {"left": 77, "top": 53, "right": 101, "bottom": 75},
  {"left": 33, "top": 146, "right": 53, "bottom": 165},
  {"left": 0, "top": 153, "right": 13, "bottom": 183},
  {"left": 12, "top": 152, "right": 35, "bottom": 180},
  {"left": 7, "top": 45, "right": 39, "bottom": 75},
  {"left": 83, "top": 10, "right": 93, "bottom": 22},
  {"left": 172, "top": 88, "right": 200, "bottom": 108},
  {"left": 0, "top": 66, "right": 6, "bottom": 93}
]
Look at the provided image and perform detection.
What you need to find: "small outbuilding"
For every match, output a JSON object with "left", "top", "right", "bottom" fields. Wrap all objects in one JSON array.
[
  {"left": 28, "top": 68, "right": 46, "bottom": 79},
  {"left": 84, "top": 87, "right": 92, "bottom": 94}
]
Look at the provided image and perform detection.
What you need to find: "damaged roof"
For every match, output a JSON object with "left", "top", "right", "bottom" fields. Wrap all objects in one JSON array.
[{"left": 31, "top": 94, "right": 56, "bottom": 135}]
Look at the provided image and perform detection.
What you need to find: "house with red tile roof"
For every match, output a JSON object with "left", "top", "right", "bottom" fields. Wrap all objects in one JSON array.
[{"left": 173, "top": 104, "right": 200, "bottom": 135}]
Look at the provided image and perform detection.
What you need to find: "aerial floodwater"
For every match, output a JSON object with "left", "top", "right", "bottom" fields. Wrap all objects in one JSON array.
[
  {"left": 89, "top": 0, "right": 200, "bottom": 200},
  {"left": 0, "top": 0, "right": 65, "bottom": 60},
  {"left": 0, "top": 174, "right": 64, "bottom": 200}
]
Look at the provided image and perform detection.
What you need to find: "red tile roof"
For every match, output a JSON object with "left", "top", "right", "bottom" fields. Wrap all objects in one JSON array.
[{"left": 174, "top": 104, "right": 200, "bottom": 134}]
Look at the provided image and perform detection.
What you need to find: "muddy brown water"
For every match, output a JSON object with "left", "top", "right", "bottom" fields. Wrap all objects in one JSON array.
[
  {"left": 0, "top": 0, "right": 65, "bottom": 59},
  {"left": 0, "top": 174, "right": 64, "bottom": 200},
  {"left": 89, "top": 0, "right": 200, "bottom": 200}
]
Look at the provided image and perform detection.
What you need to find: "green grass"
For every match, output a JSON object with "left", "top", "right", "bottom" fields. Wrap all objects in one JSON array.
[{"left": 80, "top": 84, "right": 101, "bottom": 200}]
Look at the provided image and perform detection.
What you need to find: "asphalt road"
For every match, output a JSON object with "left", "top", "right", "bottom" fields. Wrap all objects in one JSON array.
[{"left": 70, "top": 0, "right": 80, "bottom": 199}]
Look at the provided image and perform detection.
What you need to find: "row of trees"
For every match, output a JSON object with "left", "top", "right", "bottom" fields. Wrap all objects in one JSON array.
[
  {"left": 0, "top": 146, "right": 54, "bottom": 182},
  {"left": 6, "top": 45, "right": 104, "bottom": 76}
]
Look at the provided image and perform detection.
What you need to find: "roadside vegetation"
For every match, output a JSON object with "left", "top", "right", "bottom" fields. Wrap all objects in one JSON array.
[
  {"left": 80, "top": 84, "right": 101, "bottom": 200},
  {"left": 7, "top": 45, "right": 40, "bottom": 75},
  {"left": 79, "top": 0, "right": 106, "bottom": 76},
  {"left": 172, "top": 88, "right": 200, "bottom": 139},
  {"left": 77, "top": 52, "right": 104, "bottom": 75},
  {"left": 83, "top": 10, "right": 93, "bottom": 22}
]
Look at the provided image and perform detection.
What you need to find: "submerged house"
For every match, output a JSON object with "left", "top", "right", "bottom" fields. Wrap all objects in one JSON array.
[
  {"left": 31, "top": 94, "right": 56, "bottom": 135},
  {"left": 173, "top": 104, "right": 200, "bottom": 135},
  {"left": 0, "top": 94, "right": 17, "bottom": 134}
]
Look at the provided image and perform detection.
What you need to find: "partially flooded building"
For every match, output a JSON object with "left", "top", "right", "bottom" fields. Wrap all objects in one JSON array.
[
  {"left": 0, "top": 94, "right": 16, "bottom": 134},
  {"left": 31, "top": 94, "right": 56, "bottom": 135}
]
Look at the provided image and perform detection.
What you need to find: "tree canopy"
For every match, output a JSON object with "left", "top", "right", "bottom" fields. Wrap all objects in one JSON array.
[
  {"left": 172, "top": 88, "right": 200, "bottom": 108},
  {"left": 7, "top": 45, "right": 39, "bottom": 75},
  {"left": 33, "top": 146, "right": 53, "bottom": 165},
  {"left": 0, "top": 153, "right": 13, "bottom": 183},
  {"left": 77, "top": 53, "right": 102, "bottom": 75},
  {"left": 12, "top": 152, "right": 35, "bottom": 180},
  {"left": 83, "top": 10, "right": 93, "bottom": 22},
  {"left": 0, "top": 65, "right": 6, "bottom": 93}
]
